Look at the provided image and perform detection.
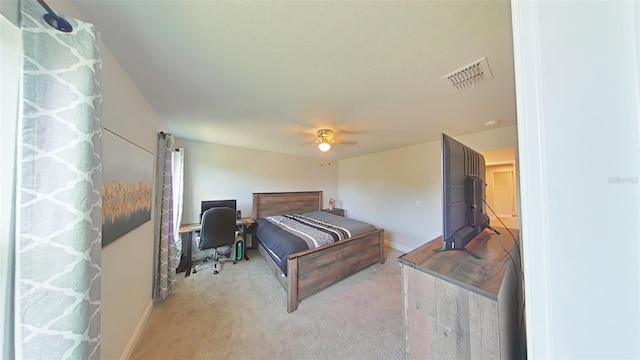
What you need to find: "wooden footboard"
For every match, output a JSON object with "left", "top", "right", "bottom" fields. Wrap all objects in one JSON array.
[
  {"left": 252, "top": 191, "right": 385, "bottom": 312},
  {"left": 288, "top": 228, "right": 385, "bottom": 312},
  {"left": 258, "top": 228, "right": 385, "bottom": 313}
]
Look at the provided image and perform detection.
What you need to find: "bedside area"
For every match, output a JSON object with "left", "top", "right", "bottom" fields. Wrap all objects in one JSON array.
[{"left": 322, "top": 208, "right": 345, "bottom": 217}]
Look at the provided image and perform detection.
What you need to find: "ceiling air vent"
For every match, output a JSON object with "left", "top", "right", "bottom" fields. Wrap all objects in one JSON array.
[{"left": 442, "top": 57, "right": 494, "bottom": 92}]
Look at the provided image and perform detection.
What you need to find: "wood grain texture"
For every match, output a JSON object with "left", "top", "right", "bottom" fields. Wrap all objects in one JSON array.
[
  {"left": 258, "top": 243, "right": 287, "bottom": 290},
  {"left": 286, "top": 229, "right": 384, "bottom": 312},
  {"left": 253, "top": 191, "right": 385, "bottom": 313},
  {"left": 399, "top": 229, "right": 518, "bottom": 299},
  {"left": 399, "top": 229, "right": 522, "bottom": 359},
  {"left": 252, "top": 191, "right": 322, "bottom": 219},
  {"left": 497, "top": 243, "right": 521, "bottom": 358},
  {"left": 469, "top": 291, "right": 500, "bottom": 358},
  {"left": 288, "top": 257, "right": 299, "bottom": 313},
  {"left": 403, "top": 264, "right": 429, "bottom": 358},
  {"left": 295, "top": 233, "right": 382, "bottom": 299}
]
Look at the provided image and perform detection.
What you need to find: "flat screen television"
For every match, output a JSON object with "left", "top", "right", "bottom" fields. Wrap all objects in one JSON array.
[
  {"left": 200, "top": 199, "right": 237, "bottom": 222},
  {"left": 441, "top": 133, "right": 491, "bottom": 253}
]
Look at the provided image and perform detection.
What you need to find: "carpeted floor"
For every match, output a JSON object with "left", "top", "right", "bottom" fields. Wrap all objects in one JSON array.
[{"left": 131, "top": 247, "right": 406, "bottom": 360}]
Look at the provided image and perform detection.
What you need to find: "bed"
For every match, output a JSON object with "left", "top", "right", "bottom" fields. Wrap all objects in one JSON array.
[{"left": 252, "top": 191, "right": 385, "bottom": 312}]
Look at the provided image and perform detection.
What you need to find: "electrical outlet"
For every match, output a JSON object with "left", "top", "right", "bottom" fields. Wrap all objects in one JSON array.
[{"left": 415, "top": 201, "right": 423, "bottom": 207}]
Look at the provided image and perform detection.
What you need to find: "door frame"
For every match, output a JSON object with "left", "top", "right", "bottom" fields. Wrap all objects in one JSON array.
[{"left": 485, "top": 160, "right": 517, "bottom": 218}]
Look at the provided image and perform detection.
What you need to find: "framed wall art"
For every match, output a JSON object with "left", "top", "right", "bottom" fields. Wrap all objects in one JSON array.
[{"left": 102, "top": 128, "right": 153, "bottom": 247}]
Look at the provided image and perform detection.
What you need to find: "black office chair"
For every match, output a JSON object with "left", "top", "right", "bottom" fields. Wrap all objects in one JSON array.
[{"left": 196, "top": 207, "right": 238, "bottom": 274}]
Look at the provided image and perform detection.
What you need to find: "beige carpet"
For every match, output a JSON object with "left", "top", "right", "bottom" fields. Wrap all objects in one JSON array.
[{"left": 131, "top": 247, "right": 405, "bottom": 360}]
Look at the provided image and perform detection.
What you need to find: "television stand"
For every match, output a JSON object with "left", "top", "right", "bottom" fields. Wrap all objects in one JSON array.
[
  {"left": 433, "top": 246, "right": 481, "bottom": 259},
  {"left": 398, "top": 228, "right": 524, "bottom": 359}
]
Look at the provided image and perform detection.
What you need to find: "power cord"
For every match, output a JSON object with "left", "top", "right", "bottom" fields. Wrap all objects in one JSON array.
[{"left": 480, "top": 200, "right": 527, "bottom": 358}]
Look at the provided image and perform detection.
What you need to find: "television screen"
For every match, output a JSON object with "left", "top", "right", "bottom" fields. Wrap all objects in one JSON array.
[
  {"left": 200, "top": 199, "right": 237, "bottom": 222},
  {"left": 441, "top": 133, "right": 489, "bottom": 251}
]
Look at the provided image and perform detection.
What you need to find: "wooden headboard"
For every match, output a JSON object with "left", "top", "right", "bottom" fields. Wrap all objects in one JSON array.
[{"left": 252, "top": 191, "right": 322, "bottom": 219}]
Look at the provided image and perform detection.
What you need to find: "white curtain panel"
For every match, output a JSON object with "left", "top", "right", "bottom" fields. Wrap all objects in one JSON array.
[
  {"left": 172, "top": 149, "right": 185, "bottom": 259},
  {"left": 14, "top": 0, "right": 102, "bottom": 359},
  {"left": 153, "top": 133, "right": 177, "bottom": 304}
]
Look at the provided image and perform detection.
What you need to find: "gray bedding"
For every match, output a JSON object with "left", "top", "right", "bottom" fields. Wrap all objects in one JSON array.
[
  {"left": 300, "top": 211, "right": 378, "bottom": 236},
  {"left": 255, "top": 210, "right": 377, "bottom": 273}
]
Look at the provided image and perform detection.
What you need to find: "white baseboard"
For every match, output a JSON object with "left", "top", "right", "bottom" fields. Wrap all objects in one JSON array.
[{"left": 120, "top": 300, "right": 153, "bottom": 360}]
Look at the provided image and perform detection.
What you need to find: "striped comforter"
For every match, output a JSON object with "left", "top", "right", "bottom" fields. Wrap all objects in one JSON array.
[
  {"left": 263, "top": 214, "right": 352, "bottom": 248},
  {"left": 255, "top": 211, "right": 377, "bottom": 274}
]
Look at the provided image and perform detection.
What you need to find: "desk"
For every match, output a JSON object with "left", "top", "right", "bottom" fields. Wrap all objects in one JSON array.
[{"left": 178, "top": 217, "right": 255, "bottom": 277}]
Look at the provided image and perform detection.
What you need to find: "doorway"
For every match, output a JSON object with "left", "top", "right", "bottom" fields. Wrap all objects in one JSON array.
[{"left": 485, "top": 163, "right": 518, "bottom": 228}]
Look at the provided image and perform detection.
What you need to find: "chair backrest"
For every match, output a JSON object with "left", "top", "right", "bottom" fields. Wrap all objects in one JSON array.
[{"left": 199, "top": 207, "right": 237, "bottom": 250}]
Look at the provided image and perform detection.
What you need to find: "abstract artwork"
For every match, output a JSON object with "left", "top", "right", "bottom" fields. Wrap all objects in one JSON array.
[{"left": 102, "top": 128, "right": 153, "bottom": 247}]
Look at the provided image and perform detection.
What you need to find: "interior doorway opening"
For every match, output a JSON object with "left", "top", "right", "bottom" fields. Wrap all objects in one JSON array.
[{"left": 481, "top": 148, "right": 518, "bottom": 229}]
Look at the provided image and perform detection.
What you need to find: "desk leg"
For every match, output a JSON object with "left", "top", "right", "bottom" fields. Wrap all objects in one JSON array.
[
  {"left": 240, "top": 224, "right": 250, "bottom": 261},
  {"left": 184, "top": 231, "right": 193, "bottom": 277}
]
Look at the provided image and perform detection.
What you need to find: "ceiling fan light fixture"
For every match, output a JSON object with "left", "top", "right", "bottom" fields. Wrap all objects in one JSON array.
[{"left": 318, "top": 142, "right": 331, "bottom": 152}]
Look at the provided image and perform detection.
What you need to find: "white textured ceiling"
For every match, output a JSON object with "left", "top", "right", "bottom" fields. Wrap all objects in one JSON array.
[{"left": 74, "top": 0, "right": 516, "bottom": 159}]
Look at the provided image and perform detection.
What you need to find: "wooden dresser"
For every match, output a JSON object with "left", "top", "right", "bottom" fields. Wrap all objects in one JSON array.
[{"left": 398, "top": 228, "right": 523, "bottom": 359}]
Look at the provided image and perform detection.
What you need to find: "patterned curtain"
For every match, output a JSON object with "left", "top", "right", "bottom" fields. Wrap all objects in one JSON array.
[
  {"left": 14, "top": 0, "right": 102, "bottom": 359},
  {"left": 153, "top": 133, "right": 177, "bottom": 303}
]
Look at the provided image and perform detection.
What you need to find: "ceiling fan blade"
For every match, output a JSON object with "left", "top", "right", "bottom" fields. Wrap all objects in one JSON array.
[
  {"left": 294, "top": 129, "right": 316, "bottom": 136},
  {"left": 334, "top": 127, "right": 374, "bottom": 136},
  {"left": 293, "top": 126, "right": 362, "bottom": 149},
  {"left": 333, "top": 128, "right": 357, "bottom": 135},
  {"left": 335, "top": 140, "right": 358, "bottom": 145}
]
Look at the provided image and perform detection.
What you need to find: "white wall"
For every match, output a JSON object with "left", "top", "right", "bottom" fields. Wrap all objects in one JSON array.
[
  {"left": 176, "top": 139, "right": 338, "bottom": 223},
  {"left": 482, "top": 147, "right": 516, "bottom": 165},
  {"left": 17, "top": 1, "right": 161, "bottom": 359},
  {"left": 0, "top": 0, "right": 18, "bottom": 23},
  {"left": 338, "top": 125, "right": 518, "bottom": 252},
  {"left": 96, "top": 28, "right": 158, "bottom": 360},
  {"left": 512, "top": 1, "right": 640, "bottom": 358},
  {"left": 0, "top": 14, "right": 21, "bottom": 359}
]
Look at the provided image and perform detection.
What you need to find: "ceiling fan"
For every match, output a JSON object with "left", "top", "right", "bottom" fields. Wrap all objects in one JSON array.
[{"left": 301, "top": 128, "right": 358, "bottom": 152}]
